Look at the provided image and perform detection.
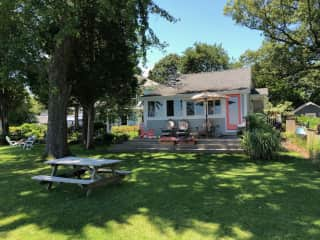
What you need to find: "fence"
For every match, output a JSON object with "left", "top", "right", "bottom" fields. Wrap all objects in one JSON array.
[{"left": 286, "top": 119, "right": 320, "bottom": 160}]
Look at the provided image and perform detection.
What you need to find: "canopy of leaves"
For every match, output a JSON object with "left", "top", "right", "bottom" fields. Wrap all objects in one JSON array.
[
  {"left": 148, "top": 54, "right": 181, "bottom": 84},
  {"left": 224, "top": 0, "right": 320, "bottom": 72},
  {"left": 238, "top": 41, "right": 320, "bottom": 106},
  {"left": 180, "top": 43, "right": 230, "bottom": 73}
]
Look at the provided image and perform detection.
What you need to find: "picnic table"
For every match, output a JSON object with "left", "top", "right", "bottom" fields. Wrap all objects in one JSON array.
[{"left": 32, "top": 156, "right": 131, "bottom": 196}]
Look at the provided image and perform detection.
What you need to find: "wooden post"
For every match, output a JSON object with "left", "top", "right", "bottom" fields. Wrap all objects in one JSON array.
[{"left": 286, "top": 119, "right": 296, "bottom": 134}]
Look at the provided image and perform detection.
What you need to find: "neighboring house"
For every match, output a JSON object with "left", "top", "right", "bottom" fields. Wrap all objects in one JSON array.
[
  {"left": 36, "top": 110, "right": 83, "bottom": 127},
  {"left": 293, "top": 102, "right": 320, "bottom": 117},
  {"left": 142, "top": 67, "right": 268, "bottom": 136}
]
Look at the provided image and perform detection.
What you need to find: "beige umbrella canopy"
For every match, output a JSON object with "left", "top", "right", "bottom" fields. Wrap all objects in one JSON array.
[
  {"left": 191, "top": 92, "right": 227, "bottom": 137},
  {"left": 191, "top": 92, "right": 227, "bottom": 101}
]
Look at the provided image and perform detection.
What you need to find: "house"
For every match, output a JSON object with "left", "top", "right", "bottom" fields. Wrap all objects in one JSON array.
[
  {"left": 293, "top": 102, "right": 320, "bottom": 117},
  {"left": 36, "top": 110, "right": 83, "bottom": 127},
  {"left": 141, "top": 67, "right": 268, "bottom": 136}
]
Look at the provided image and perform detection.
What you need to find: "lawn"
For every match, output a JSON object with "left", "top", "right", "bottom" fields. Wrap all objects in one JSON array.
[{"left": 1, "top": 145, "right": 320, "bottom": 240}]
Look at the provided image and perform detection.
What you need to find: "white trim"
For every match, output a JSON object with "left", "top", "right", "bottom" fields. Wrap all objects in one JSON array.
[{"left": 244, "top": 94, "right": 248, "bottom": 117}]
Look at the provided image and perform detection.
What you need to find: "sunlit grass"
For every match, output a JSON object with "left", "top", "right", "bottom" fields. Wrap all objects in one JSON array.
[{"left": 0, "top": 145, "right": 320, "bottom": 239}]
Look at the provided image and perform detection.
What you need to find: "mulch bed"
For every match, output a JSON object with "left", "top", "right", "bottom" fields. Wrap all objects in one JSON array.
[{"left": 282, "top": 140, "right": 310, "bottom": 159}]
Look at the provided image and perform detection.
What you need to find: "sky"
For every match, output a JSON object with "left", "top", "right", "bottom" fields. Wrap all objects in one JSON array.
[{"left": 145, "top": 0, "right": 264, "bottom": 71}]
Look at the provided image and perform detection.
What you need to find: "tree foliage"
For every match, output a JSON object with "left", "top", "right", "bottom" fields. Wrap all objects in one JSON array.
[
  {"left": 148, "top": 54, "right": 181, "bottom": 85},
  {"left": 18, "top": 0, "right": 175, "bottom": 156},
  {"left": 238, "top": 41, "right": 320, "bottom": 106},
  {"left": 180, "top": 43, "right": 230, "bottom": 73},
  {"left": 225, "top": 0, "right": 320, "bottom": 70},
  {"left": 149, "top": 43, "right": 231, "bottom": 85}
]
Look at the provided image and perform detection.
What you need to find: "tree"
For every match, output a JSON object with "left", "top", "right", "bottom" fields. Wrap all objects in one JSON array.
[
  {"left": 180, "top": 43, "right": 230, "bottom": 73},
  {"left": 0, "top": 0, "right": 33, "bottom": 142},
  {"left": 238, "top": 41, "right": 320, "bottom": 106},
  {"left": 22, "top": 0, "right": 175, "bottom": 156},
  {"left": 224, "top": 0, "right": 320, "bottom": 73},
  {"left": 9, "top": 95, "right": 45, "bottom": 125},
  {"left": 148, "top": 54, "right": 181, "bottom": 85}
]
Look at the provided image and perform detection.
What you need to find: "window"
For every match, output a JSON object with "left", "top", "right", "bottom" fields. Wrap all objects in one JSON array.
[
  {"left": 208, "top": 101, "right": 214, "bottom": 115},
  {"left": 186, "top": 101, "right": 204, "bottom": 116},
  {"left": 174, "top": 100, "right": 183, "bottom": 117},
  {"left": 148, "top": 101, "right": 163, "bottom": 118},
  {"left": 195, "top": 102, "right": 204, "bottom": 115},
  {"left": 186, "top": 102, "right": 195, "bottom": 116},
  {"left": 215, "top": 100, "right": 221, "bottom": 114},
  {"left": 148, "top": 101, "right": 155, "bottom": 117},
  {"left": 208, "top": 100, "right": 221, "bottom": 115},
  {"left": 167, "top": 100, "right": 174, "bottom": 117}
]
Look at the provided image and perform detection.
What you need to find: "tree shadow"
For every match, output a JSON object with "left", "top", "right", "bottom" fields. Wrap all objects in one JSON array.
[{"left": 1, "top": 145, "right": 320, "bottom": 239}]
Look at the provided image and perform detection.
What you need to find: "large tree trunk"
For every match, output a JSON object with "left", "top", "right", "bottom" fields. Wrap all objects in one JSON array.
[
  {"left": 74, "top": 105, "right": 79, "bottom": 130},
  {"left": 45, "top": 38, "right": 73, "bottom": 158},
  {"left": 82, "top": 109, "right": 88, "bottom": 146},
  {"left": 0, "top": 99, "right": 9, "bottom": 144},
  {"left": 85, "top": 102, "right": 95, "bottom": 149}
]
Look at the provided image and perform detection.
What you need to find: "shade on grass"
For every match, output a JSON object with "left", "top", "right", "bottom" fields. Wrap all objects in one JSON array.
[{"left": 1, "top": 145, "right": 320, "bottom": 239}]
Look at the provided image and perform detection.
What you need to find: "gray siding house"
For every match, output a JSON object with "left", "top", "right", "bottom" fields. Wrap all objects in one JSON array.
[
  {"left": 293, "top": 102, "right": 320, "bottom": 117},
  {"left": 142, "top": 67, "right": 267, "bottom": 136}
]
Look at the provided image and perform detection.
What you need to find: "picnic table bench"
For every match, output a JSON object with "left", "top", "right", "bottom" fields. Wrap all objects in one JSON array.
[{"left": 32, "top": 156, "right": 131, "bottom": 196}]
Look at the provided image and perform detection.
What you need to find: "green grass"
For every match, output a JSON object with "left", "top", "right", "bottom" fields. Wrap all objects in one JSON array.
[{"left": 1, "top": 145, "right": 320, "bottom": 239}]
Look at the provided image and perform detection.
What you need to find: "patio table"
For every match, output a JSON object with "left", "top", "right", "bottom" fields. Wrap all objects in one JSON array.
[{"left": 32, "top": 156, "right": 131, "bottom": 196}]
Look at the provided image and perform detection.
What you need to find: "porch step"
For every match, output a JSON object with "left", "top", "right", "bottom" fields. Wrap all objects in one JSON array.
[{"left": 108, "top": 137, "right": 243, "bottom": 153}]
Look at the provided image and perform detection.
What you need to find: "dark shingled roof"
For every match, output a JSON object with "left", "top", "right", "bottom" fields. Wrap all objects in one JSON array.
[{"left": 143, "top": 67, "right": 252, "bottom": 96}]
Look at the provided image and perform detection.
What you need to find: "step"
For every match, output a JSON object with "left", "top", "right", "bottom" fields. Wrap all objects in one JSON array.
[{"left": 108, "top": 147, "right": 243, "bottom": 153}]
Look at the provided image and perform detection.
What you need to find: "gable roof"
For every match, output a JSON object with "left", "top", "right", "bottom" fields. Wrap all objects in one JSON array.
[
  {"left": 293, "top": 102, "right": 320, "bottom": 114},
  {"left": 143, "top": 67, "right": 252, "bottom": 96}
]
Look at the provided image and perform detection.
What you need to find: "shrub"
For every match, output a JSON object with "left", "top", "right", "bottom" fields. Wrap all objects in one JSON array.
[
  {"left": 113, "top": 133, "right": 129, "bottom": 144},
  {"left": 68, "top": 131, "right": 81, "bottom": 144},
  {"left": 111, "top": 125, "right": 139, "bottom": 139},
  {"left": 246, "top": 113, "right": 270, "bottom": 131},
  {"left": 297, "top": 116, "right": 320, "bottom": 130},
  {"left": 9, "top": 123, "right": 47, "bottom": 141},
  {"left": 242, "top": 114, "right": 281, "bottom": 160},
  {"left": 242, "top": 129, "right": 281, "bottom": 160}
]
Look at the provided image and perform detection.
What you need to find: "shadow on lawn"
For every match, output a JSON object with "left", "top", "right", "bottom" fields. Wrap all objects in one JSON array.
[{"left": 1, "top": 145, "right": 320, "bottom": 239}]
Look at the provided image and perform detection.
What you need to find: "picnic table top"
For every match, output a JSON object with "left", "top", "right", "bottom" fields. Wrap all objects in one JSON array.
[{"left": 45, "top": 156, "right": 122, "bottom": 167}]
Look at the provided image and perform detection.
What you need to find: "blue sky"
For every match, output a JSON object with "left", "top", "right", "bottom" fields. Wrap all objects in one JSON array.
[{"left": 145, "top": 0, "right": 264, "bottom": 69}]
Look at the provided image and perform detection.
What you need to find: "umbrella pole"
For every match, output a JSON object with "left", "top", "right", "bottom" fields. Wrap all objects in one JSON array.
[{"left": 206, "top": 100, "right": 208, "bottom": 138}]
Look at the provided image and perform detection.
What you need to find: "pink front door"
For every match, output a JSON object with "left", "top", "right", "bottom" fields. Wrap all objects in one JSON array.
[{"left": 226, "top": 94, "right": 241, "bottom": 130}]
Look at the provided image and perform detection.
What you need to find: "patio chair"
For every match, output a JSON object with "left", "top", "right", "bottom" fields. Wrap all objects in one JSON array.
[
  {"left": 139, "top": 126, "right": 155, "bottom": 139},
  {"left": 198, "top": 119, "right": 214, "bottom": 137},
  {"left": 23, "top": 135, "right": 37, "bottom": 150},
  {"left": 161, "top": 120, "right": 176, "bottom": 137},
  {"left": 5, "top": 136, "right": 21, "bottom": 146},
  {"left": 176, "top": 120, "right": 190, "bottom": 138}
]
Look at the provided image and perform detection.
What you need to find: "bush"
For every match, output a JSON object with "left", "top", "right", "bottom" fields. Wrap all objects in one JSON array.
[
  {"left": 68, "top": 131, "right": 81, "bottom": 144},
  {"left": 111, "top": 125, "right": 139, "bottom": 139},
  {"left": 242, "top": 114, "right": 281, "bottom": 160},
  {"left": 246, "top": 113, "right": 270, "bottom": 131},
  {"left": 113, "top": 133, "right": 129, "bottom": 144},
  {"left": 9, "top": 123, "right": 47, "bottom": 141},
  {"left": 242, "top": 129, "right": 281, "bottom": 160},
  {"left": 297, "top": 116, "right": 320, "bottom": 130}
]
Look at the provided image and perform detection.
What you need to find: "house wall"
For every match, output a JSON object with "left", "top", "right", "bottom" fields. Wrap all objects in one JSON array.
[
  {"left": 143, "top": 90, "right": 250, "bottom": 136},
  {"left": 294, "top": 105, "right": 320, "bottom": 117}
]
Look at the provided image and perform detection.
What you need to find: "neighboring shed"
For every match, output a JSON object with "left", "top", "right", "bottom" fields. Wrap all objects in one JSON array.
[{"left": 293, "top": 102, "right": 320, "bottom": 117}]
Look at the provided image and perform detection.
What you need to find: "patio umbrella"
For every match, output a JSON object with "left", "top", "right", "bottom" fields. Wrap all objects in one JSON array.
[{"left": 191, "top": 92, "right": 227, "bottom": 137}]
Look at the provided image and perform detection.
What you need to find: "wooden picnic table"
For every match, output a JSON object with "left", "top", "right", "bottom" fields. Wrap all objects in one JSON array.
[{"left": 32, "top": 156, "right": 131, "bottom": 196}]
